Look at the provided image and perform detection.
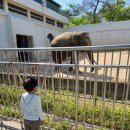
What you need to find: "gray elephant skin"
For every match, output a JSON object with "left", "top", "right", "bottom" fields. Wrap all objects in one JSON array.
[{"left": 47, "top": 31, "right": 95, "bottom": 72}]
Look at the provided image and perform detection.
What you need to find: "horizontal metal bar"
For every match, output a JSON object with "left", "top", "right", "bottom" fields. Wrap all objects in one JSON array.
[
  {"left": 0, "top": 61, "right": 130, "bottom": 68},
  {"left": 0, "top": 44, "right": 130, "bottom": 51}
]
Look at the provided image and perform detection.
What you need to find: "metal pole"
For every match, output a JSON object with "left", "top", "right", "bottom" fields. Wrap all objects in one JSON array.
[{"left": 74, "top": 50, "right": 79, "bottom": 130}]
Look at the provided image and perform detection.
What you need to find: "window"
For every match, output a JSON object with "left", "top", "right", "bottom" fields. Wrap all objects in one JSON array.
[
  {"left": 57, "top": 22, "right": 63, "bottom": 28},
  {"left": 8, "top": 3, "right": 27, "bottom": 16},
  {"left": 0, "top": 0, "right": 3, "bottom": 10},
  {"left": 46, "top": 17, "right": 55, "bottom": 25},
  {"left": 31, "top": 12, "right": 43, "bottom": 22}
]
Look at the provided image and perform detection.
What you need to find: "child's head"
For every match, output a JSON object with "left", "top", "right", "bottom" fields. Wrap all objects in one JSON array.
[{"left": 23, "top": 76, "right": 38, "bottom": 92}]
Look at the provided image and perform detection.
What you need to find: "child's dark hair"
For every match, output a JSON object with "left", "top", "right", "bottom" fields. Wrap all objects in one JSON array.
[{"left": 23, "top": 76, "right": 38, "bottom": 92}]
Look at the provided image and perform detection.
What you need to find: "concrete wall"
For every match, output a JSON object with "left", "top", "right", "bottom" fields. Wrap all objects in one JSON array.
[
  {"left": 11, "top": 0, "right": 68, "bottom": 24},
  {"left": 2, "top": 13, "right": 64, "bottom": 59},
  {"left": 7, "top": 14, "right": 64, "bottom": 47},
  {"left": 65, "top": 20, "right": 130, "bottom": 45},
  {"left": 0, "top": 14, "right": 10, "bottom": 48}
]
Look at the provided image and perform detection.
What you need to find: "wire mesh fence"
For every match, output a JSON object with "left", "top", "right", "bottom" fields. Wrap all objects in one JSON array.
[{"left": 0, "top": 44, "right": 130, "bottom": 130}]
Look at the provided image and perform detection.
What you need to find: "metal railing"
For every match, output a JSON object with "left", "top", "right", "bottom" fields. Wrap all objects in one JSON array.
[{"left": 0, "top": 44, "right": 130, "bottom": 130}]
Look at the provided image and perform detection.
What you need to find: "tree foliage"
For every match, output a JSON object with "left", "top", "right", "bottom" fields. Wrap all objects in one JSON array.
[
  {"left": 100, "top": 0, "right": 130, "bottom": 21},
  {"left": 60, "top": 0, "right": 130, "bottom": 26},
  {"left": 66, "top": 16, "right": 91, "bottom": 27},
  {"left": 60, "top": 3, "right": 81, "bottom": 20},
  {"left": 80, "top": 0, "right": 115, "bottom": 23}
]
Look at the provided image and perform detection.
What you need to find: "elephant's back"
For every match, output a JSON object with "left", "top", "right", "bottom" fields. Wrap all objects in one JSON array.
[{"left": 51, "top": 32, "right": 72, "bottom": 47}]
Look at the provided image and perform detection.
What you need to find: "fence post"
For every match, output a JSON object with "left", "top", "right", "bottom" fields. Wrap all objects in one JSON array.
[
  {"left": 94, "top": 67, "right": 98, "bottom": 105},
  {"left": 74, "top": 50, "right": 79, "bottom": 130},
  {"left": 92, "top": 67, "right": 98, "bottom": 129}
]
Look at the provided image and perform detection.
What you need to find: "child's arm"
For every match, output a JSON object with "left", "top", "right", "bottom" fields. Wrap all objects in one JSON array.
[{"left": 36, "top": 97, "right": 44, "bottom": 120}]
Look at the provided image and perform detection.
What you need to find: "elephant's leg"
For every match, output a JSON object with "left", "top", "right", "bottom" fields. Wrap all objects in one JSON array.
[
  {"left": 87, "top": 51, "right": 95, "bottom": 72},
  {"left": 52, "top": 51, "right": 59, "bottom": 71},
  {"left": 68, "top": 58, "right": 73, "bottom": 71},
  {"left": 57, "top": 52, "right": 63, "bottom": 71},
  {"left": 52, "top": 52, "right": 56, "bottom": 63},
  {"left": 68, "top": 51, "right": 81, "bottom": 73},
  {"left": 68, "top": 51, "right": 74, "bottom": 71}
]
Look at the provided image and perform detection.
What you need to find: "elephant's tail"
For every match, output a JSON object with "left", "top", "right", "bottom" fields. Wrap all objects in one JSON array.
[{"left": 47, "top": 33, "right": 54, "bottom": 43}]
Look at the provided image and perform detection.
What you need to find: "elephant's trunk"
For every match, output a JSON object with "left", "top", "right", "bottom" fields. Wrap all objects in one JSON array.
[{"left": 47, "top": 33, "right": 54, "bottom": 43}]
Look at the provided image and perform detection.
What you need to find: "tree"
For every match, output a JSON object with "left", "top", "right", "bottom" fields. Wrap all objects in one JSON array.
[
  {"left": 80, "top": 0, "right": 115, "bottom": 23},
  {"left": 60, "top": 0, "right": 115, "bottom": 24},
  {"left": 60, "top": 3, "right": 81, "bottom": 20},
  {"left": 60, "top": 8, "right": 73, "bottom": 19},
  {"left": 60, "top": 0, "right": 130, "bottom": 27},
  {"left": 100, "top": 0, "right": 130, "bottom": 21},
  {"left": 66, "top": 16, "right": 91, "bottom": 27}
]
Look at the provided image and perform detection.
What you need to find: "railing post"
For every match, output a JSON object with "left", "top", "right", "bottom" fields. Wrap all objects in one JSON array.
[
  {"left": 74, "top": 50, "right": 79, "bottom": 130},
  {"left": 92, "top": 67, "right": 98, "bottom": 129},
  {"left": 111, "top": 68, "right": 119, "bottom": 129},
  {"left": 121, "top": 68, "right": 130, "bottom": 130},
  {"left": 94, "top": 67, "right": 98, "bottom": 105}
]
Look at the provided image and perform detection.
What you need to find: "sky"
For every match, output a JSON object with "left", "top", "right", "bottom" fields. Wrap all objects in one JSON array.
[
  {"left": 54, "top": 0, "right": 130, "bottom": 8},
  {"left": 54, "top": 0, "right": 82, "bottom": 8}
]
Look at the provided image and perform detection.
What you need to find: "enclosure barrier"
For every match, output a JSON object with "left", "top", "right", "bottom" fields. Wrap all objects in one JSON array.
[{"left": 0, "top": 44, "right": 130, "bottom": 130}]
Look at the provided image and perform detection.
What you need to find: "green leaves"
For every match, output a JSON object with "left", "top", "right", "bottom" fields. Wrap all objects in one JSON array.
[
  {"left": 60, "top": 0, "right": 130, "bottom": 26},
  {"left": 100, "top": 0, "right": 130, "bottom": 22}
]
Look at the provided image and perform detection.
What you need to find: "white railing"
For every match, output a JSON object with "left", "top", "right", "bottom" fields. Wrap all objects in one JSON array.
[{"left": 0, "top": 44, "right": 130, "bottom": 130}]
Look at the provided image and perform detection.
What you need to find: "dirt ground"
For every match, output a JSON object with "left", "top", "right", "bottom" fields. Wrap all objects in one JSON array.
[{"left": 45, "top": 51, "right": 130, "bottom": 83}]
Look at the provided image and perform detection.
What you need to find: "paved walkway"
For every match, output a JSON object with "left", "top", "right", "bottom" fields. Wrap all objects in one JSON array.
[
  {"left": 1, "top": 120, "right": 21, "bottom": 129},
  {"left": 1, "top": 120, "right": 52, "bottom": 130}
]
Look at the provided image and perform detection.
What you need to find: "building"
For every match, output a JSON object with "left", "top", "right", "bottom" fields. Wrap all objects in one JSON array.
[{"left": 0, "top": 0, "right": 68, "bottom": 50}]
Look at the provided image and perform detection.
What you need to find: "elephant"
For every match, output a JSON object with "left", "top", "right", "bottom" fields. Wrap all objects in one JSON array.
[{"left": 47, "top": 31, "right": 95, "bottom": 72}]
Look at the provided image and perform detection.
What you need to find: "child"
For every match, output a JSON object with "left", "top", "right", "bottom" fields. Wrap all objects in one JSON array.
[{"left": 20, "top": 76, "right": 44, "bottom": 130}]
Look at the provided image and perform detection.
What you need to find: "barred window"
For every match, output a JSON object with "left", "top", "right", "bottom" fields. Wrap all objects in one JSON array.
[
  {"left": 0, "top": 0, "right": 3, "bottom": 9},
  {"left": 8, "top": 3, "right": 27, "bottom": 16},
  {"left": 46, "top": 17, "right": 55, "bottom": 25},
  {"left": 31, "top": 12, "right": 43, "bottom": 22},
  {"left": 57, "top": 22, "right": 63, "bottom": 28}
]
